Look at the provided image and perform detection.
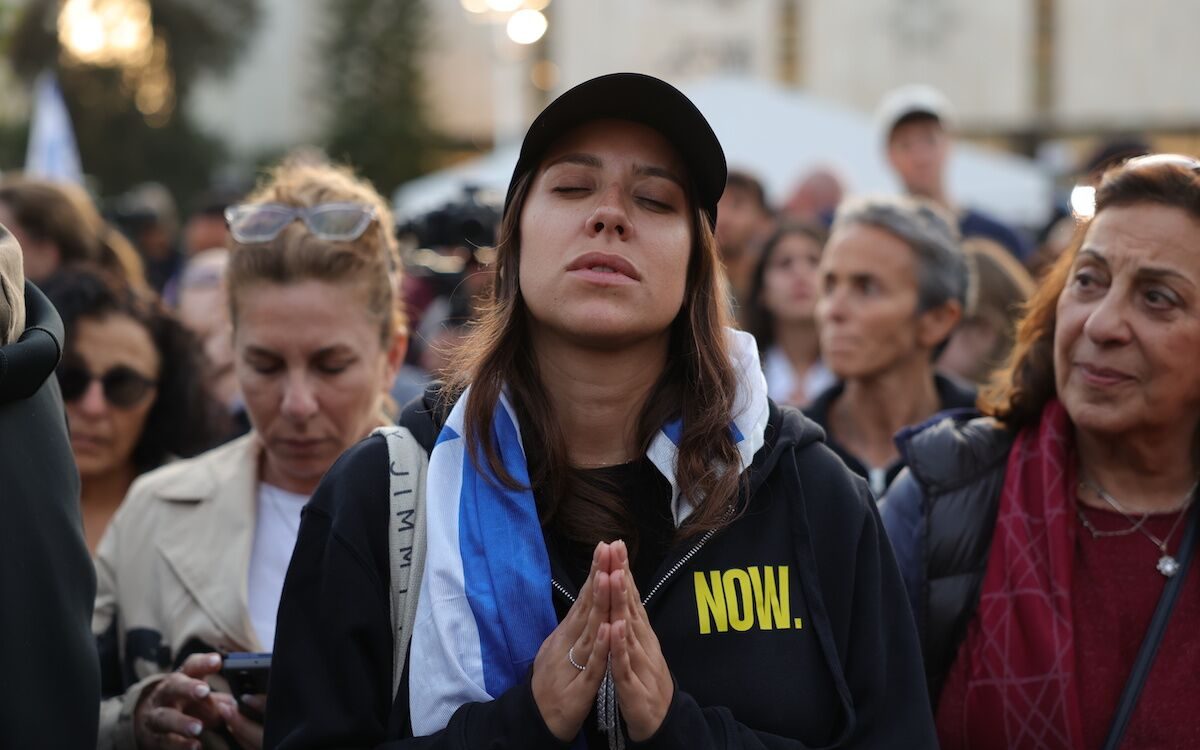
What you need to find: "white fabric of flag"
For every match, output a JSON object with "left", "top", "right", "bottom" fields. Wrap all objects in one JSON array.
[{"left": 25, "top": 72, "right": 83, "bottom": 185}]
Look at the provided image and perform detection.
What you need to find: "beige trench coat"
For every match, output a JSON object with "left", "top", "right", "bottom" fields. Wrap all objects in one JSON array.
[{"left": 94, "top": 432, "right": 268, "bottom": 750}]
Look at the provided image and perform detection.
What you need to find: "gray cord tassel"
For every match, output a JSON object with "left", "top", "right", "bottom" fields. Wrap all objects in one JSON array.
[{"left": 596, "top": 655, "right": 625, "bottom": 750}]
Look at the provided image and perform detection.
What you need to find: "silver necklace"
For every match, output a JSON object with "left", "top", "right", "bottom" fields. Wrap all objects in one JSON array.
[{"left": 1078, "top": 476, "right": 1198, "bottom": 577}]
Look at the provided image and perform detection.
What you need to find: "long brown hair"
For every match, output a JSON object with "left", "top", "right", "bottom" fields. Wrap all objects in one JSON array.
[
  {"left": 745, "top": 220, "right": 828, "bottom": 353},
  {"left": 980, "top": 159, "right": 1200, "bottom": 430},
  {"left": 445, "top": 163, "right": 743, "bottom": 555}
]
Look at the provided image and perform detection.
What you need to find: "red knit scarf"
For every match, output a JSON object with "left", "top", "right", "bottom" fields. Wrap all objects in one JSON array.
[{"left": 936, "top": 400, "right": 1086, "bottom": 749}]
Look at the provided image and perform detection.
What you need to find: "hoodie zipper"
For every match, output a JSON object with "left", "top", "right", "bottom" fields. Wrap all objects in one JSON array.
[{"left": 551, "top": 522, "right": 722, "bottom": 608}]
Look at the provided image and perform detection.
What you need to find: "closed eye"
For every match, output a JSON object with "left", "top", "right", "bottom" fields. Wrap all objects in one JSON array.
[
  {"left": 316, "top": 359, "right": 355, "bottom": 375},
  {"left": 248, "top": 359, "right": 283, "bottom": 375},
  {"left": 636, "top": 196, "right": 673, "bottom": 212}
]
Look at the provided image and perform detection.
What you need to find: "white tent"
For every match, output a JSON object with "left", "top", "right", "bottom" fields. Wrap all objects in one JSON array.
[{"left": 394, "top": 76, "right": 1052, "bottom": 229}]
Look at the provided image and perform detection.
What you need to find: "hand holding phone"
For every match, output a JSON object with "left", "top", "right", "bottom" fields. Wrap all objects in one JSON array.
[{"left": 219, "top": 652, "right": 271, "bottom": 722}]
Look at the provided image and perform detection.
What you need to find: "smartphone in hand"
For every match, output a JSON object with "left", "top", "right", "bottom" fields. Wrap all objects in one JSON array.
[{"left": 219, "top": 652, "right": 271, "bottom": 722}]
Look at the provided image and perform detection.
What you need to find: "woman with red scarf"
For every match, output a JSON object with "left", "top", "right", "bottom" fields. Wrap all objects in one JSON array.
[{"left": 882, "top": 154, "right": 1200, "bottom": 750}]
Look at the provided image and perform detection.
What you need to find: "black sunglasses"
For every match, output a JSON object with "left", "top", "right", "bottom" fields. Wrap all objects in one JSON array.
[{"left": 57, "top": 363, "right": 158, "bottom": 409}]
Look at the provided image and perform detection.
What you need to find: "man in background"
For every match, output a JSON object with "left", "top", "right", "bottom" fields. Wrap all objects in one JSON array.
[
  {"left": 878, "top": 84, "right": 1032, "bottom": 261},
  {"left": 716, "top": 169, "right": 774, "bottom": 322},
  {"left": 0, "top": 226, "right": 100, "bottom": 748}
]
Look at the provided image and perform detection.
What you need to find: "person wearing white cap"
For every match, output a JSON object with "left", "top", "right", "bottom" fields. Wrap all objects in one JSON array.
[{"left": 877, "top": 84, "right": 1032, "bottom": 262}]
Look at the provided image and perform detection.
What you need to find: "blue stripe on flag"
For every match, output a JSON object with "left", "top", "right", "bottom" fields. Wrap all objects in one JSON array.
[
  {"left": 663, "top": 418, "right": 683, "bottom": 446},
  {"left": 459, "top": 404, "right": 557, "bottom": 697}
]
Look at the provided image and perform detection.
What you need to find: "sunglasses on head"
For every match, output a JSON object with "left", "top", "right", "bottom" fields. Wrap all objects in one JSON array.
[
  {"left": 224, "top": 202, "right": 378, "bottom": 244},
  {"left": 57, "top": 363, "right": 157, "bottom": 409},
  {"left": 1122, "top": 153, "right": 1200, "bottom": 172},
  {"left": 1070, "top": 153, "right": 1200, "bottom": 220}
]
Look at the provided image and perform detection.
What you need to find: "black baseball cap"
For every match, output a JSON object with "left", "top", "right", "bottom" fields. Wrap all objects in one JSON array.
[{"left": 505, "top": 72, "right": 727, "bottom": 227}]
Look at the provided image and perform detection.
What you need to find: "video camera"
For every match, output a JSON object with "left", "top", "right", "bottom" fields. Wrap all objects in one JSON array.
[{"left": 397, "top": 186, "right": 501, "bottom": 257}]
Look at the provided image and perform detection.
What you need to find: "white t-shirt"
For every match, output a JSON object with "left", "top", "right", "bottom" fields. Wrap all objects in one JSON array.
[
  {"left": 763, "top": 346, "right": 836, "bottom": 407},
  {"left": 247, "top": 483, "right": 309, "bottom": 650}
]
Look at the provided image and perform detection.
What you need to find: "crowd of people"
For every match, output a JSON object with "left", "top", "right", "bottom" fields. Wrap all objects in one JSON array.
[{"left": 1, "top": 70, "right": 1198, "bottom": 750}]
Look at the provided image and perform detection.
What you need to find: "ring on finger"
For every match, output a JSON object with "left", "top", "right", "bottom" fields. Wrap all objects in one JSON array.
[{"left": 567, "top": 644, "right": 586, "bottom": 671}]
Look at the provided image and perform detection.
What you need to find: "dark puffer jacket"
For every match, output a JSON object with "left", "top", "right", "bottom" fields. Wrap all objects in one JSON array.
[{"left": 878, "top": 412, "right": 1013, "bottom": 703}]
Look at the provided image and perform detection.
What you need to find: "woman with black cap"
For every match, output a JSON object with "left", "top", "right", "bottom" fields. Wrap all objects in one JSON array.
[{"left": 265, "top": 73, "right": 934, "bottom": 749}]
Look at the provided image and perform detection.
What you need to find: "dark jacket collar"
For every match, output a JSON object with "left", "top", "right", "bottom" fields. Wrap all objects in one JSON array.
[
  {"left": 0, "top": 282, "right": 63, "bottom": 405},
  {"left": 894, "top": 412, "right": 1014, "bottom": 494},
  {"left": 806, "top": 373, "right": 977, "bottom": 432},
  {"left": 804, "top": 373, "right": 978, "bottom": 490}
]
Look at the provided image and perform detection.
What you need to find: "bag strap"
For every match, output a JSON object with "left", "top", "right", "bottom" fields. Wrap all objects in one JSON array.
[
  {"left": 1101, "top": 501, "right": 1200, "bottom": 750},
  {"left": 372, "top": 426, "right": 429, "bottom": 701}
]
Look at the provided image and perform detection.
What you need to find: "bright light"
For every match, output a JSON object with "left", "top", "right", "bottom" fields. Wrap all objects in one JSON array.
[
  {"left": 506, "top": 9, "right": 547, "bottom": 45},
  {"left": 460, "top": 0, "right": 490, "bottom": 13},
  {"left": 59, "top": 0, "right": 153, "bottom": 67},
  {"left": 486, "top": 0, "right": 523, "bottom": 11},
  {"left": 524, "top": 0, "right": 551, "bottom": 9},
  {"left": 58, "top": 0, "right": 174, "bottom": 124},
  {"left": 1069, "top": 185, "right": 1096, "bottom": 220}
]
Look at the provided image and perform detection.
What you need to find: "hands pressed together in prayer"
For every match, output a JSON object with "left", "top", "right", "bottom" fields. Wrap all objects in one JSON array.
[{"left": 532, "top": 540, "right": 674, "bottom": 742}]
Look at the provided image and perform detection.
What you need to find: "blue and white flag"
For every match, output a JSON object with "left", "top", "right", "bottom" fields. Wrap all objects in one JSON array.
[
  {"left": 409, "top": 328, "right": 769, "bottom": 735},
  {"left": 25, "top": 72, "right": 83, "bottom": 185}
]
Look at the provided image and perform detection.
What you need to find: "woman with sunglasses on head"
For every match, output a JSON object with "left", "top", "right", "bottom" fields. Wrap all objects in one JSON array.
[
  {"left": 40, "top": 266, "right": 218, "bottom": 553},
  {"left": 265, "top": 74, "right": 934, "bottom": 749},
  {"left": 93, "top": 160, "right": 407, "bottom": 750},
  {"left": 881, "top": 155, "right": 1200, "bottom": 749}
]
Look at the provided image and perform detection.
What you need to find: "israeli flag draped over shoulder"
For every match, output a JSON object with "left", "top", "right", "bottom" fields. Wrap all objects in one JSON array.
[{"left": 409, "top": 328, "right": 770, "bottom": 735}]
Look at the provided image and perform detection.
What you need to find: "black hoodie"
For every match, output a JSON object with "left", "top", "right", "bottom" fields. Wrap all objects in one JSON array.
[{"left": 265, "top": 393, "right": 936, "bottom": 749}]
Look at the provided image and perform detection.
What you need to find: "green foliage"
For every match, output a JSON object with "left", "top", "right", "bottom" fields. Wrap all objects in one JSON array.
[
  {"left": 0, "top": 121, "right": 29, "bottom": 170},
  {"left": 321, "top": 0, "right": 432, "bottom": 197},
  {"left": 4, "top": 0, "right": 259, "bottom": 205}
]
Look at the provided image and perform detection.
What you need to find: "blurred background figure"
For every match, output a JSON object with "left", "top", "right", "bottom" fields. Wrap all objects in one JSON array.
[
  {"left": 938, "top": 237, "right": 1036, "bottom": 385},
  {"left": 745, "top": 220, "right": 834, "bottom": 407},
  {"left": 0, "top": 175, "right": 145, "bottom": 287},
  {"left": 781, "top": 166, "right": 845, "bottom": 228},
  {"left": 181, "top": 187, "right": 239, "bottom": 257},
  {"left": 394, "top": 187, "right": 500, "bottom": 402},
  {"left": 811, "top": 196, "right": 972, "bottom": 496},
  {"left": 94, "top": 160, "right": 407, "bottom": 749},
  {"left": 716, "top": 168, "right": 774, "bottom": 320},
  {"left": 42, "top": 266, "right": 220, "bottom": 552},
  {"left": 111, "top": 181, "right": 182, "bottom": 297},
  {"left": 1030, "top": 137, "right": 1151, "bottom": 278},
  {"left": 878, "top": 85, "right": 1033, "bottom": 262},
  {"left": 176, "top": 247, "right": 247, "bottom": 438},
  {"left": 0, "top": 228, "right": 100, "bottom": 750}
]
